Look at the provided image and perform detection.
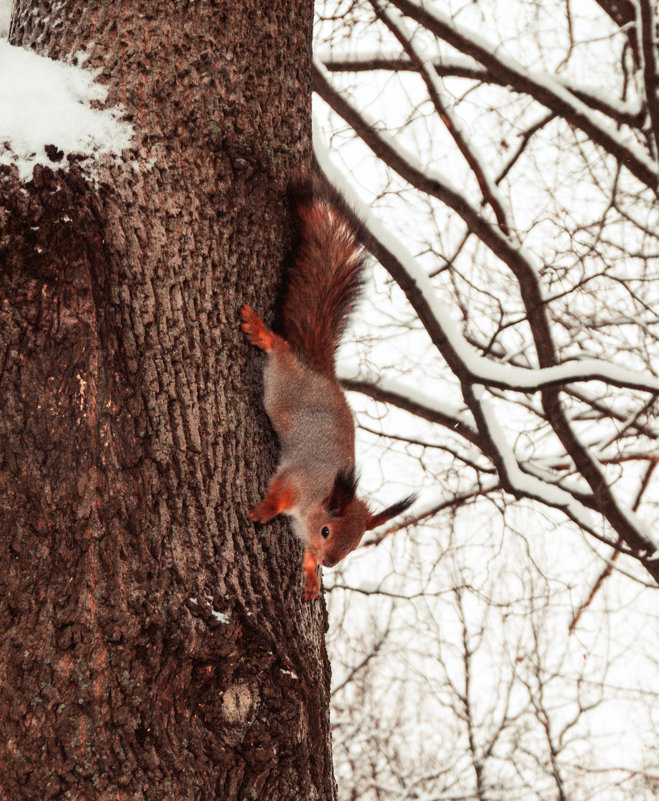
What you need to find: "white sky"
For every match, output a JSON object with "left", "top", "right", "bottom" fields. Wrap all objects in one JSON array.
[{"left": 0, "top": 0, "right": 10, "bottom": 39}]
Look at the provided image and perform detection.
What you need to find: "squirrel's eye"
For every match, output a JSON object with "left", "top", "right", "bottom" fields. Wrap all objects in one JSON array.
[{"left": 321, "top": 525, "right": 330, "bottom": 539}]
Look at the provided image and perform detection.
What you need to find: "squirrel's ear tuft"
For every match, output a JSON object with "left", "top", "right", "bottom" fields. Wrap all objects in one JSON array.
[
  {"left": 365, "top": 495, "right": 416, "bottom": 530},
  {"left": 325, "top": 467, "right": 358, "bottom": 515}
]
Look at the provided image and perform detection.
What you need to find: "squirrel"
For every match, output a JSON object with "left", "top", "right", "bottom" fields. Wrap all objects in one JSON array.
[{"left": 241, "top": 178, "right": 415, "bottom": 601}]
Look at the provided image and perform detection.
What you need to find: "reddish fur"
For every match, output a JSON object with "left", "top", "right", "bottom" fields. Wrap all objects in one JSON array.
[{"left": 282, "top": 182, "right": 365, "bottom": 377}]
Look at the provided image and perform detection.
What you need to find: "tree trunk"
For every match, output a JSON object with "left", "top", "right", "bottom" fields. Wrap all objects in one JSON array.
[{"left": 0, "top": 2, "right": 336, "bottom": 799}]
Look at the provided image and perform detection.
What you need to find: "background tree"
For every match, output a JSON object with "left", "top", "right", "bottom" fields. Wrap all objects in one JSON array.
[
  {"left": 312, "top": 1, "right": 659, "bottom": 798},
  {"left": 0, "top": 2, "right": 338, "bottom": 800}
]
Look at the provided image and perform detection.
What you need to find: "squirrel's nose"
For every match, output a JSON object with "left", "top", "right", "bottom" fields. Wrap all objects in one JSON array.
[{"left": 322, "top": 554, "right": 337, "bottom": 567}]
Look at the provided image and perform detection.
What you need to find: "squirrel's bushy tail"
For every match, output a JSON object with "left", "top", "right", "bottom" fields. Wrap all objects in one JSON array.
[{"left": 282, "top": 179, "right": 365, "bottom": 377}]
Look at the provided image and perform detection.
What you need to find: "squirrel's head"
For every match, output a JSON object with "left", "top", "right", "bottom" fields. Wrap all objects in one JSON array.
[{"left": 306, "top": 468, "right": 415, "bottom": 568}]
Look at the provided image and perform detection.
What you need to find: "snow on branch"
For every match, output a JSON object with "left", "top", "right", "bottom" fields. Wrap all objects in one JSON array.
[
  {"left": 338, "top": 367, "right": 480, "bottom": 442},
  {"left": 320, "top": 50, "right": 645, "bottom": 130},
  {"left": 313, "top": 112, "right": 659, "bottom": 395},
  {"left": 389, "top": 0, "right": 658, "bottom": 191},
  {"left": 369, "top": 0, "right": 511, "bottom": 234},
  {"left": 313, "top": 56, "right": 568, "bottom": 377},
  {"left": 471, "top": 385, "right": 597, "bottom": 533}
]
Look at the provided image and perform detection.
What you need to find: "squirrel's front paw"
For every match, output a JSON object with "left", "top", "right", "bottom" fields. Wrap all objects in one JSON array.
[
  {"left": 302, "top": 551, "right": 320, "bottom": 600},
  {"left": 303, "top": 570, "right": 320, "bottom": 601}
]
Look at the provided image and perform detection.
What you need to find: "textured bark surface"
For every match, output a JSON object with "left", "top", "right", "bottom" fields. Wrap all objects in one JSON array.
[{"left": 0, "top": 2, "right": 336, "bottom": 799}]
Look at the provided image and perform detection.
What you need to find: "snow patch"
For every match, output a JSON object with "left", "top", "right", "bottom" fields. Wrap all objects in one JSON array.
[
  {"left": 0, "top": 40, "right": 134, "bottom": 181},
  {"left": 280, "top": 668, "right": 299, "bottom": 679}
]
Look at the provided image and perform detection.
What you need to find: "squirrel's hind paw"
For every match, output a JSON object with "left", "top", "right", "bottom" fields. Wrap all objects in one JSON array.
[{"left": 241, "top": 304, "right": 275, "bottom": 351}]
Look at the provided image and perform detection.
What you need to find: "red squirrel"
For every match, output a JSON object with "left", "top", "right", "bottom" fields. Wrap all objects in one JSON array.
[{"left": 241, "top": 179, "right": 415, "bottom": 600}]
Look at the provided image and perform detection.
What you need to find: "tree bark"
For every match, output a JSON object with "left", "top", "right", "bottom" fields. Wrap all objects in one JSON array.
[{"left": 0, "top": 2, "right": 336, "bottom": 799}]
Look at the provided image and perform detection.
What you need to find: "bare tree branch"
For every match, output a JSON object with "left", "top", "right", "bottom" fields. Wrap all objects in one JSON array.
[
  {"left": 389, "top": 0, "right": 658, "bottom": 191},
  {"left": 635, "top": 0, "right": 659, "bottom": 160},
  {"left": 322, "top": 56, "right": 645, "bottom": 129}
]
